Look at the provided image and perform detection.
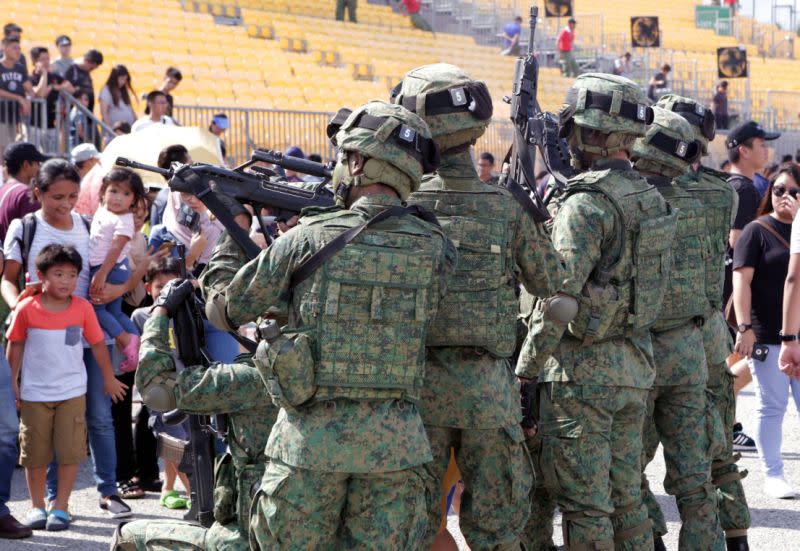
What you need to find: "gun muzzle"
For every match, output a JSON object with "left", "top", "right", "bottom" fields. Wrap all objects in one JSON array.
[{"left": 115, "top": 157, "right": 171, "bottom": 177}]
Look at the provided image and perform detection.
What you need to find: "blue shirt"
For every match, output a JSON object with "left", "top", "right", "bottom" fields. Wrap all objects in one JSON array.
[{"left": 504, "top": 22, "right": 521, "bottom": 48}]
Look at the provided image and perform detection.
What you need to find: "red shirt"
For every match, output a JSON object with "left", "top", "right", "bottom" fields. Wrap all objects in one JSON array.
[
  {"left": 402, "top": 0, "right": 421, "bottom": 14},
  {"left": 557, "top": 27, "right": 574, "bottom": 52}
]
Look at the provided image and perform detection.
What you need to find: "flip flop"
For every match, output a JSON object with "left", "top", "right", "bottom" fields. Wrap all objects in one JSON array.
[
  {"left": 118, "top": 479, "right": 145, "bottom": 499},
  {"left": 160, "top": 490, "right": 188, "bottom": 509}
]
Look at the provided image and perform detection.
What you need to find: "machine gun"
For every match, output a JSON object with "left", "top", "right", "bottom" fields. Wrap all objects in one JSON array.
[
  {"left": 116, "top": 149, "right": 335, "bottom": 257},
  {"left": 504, "top": 6, "right": 574, "bottom": 217}
]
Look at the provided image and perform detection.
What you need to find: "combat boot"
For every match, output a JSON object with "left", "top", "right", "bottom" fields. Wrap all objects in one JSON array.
[
  {"left": 726, "top": 535, "right": 749, "bottom": 551},
  {"left": 654, "top": 535, "right": 667, "bottom": 551}
]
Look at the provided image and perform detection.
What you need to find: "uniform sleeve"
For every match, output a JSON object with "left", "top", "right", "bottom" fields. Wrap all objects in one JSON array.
[
  {"left": 732, "top": 222, "right": 762, "bottom": 270},
  {"left": 5, "top": 300, "right": 28, "bottom": 342},
  {"left": 113, "top": 213, "right": 135, "bottom": 239},
  {"left": 135, "top": 314, "right": 177, "bottom": 393},
  {"left": 512, "top": 211, "right": 564, "bottom": 298},
  {"left": 175, "top": 359, "right": 267, "bottom": 414},
  {"left": 80, "top": 299, "right": 105, "bottom": 345},
  {"left": 201, "top": 228, "right": 306, "bottom": 327}
]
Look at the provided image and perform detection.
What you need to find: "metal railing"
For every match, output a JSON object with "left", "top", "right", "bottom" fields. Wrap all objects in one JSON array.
[{"left": 0, "top": 98, "right": 50, "bottom": 155}]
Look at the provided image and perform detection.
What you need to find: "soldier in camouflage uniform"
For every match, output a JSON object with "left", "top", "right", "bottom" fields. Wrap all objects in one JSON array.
[
  {"left": 390, "top": 63, "right": 565, "bottom": 550},
  {"left": 656, "top": 94, "right": 751, "bottom": 551},
  {"left": 632, "top": 107, "right": 726, "bottom": 551},
  {"left": 516, "top": 73, "right": 678, "bottom": 551},
  {"left": 109, "top": 280, "right": 278, "bottom": 551},
  {"left": 201, "top": 100, "right": 456, "bottom": 550}
]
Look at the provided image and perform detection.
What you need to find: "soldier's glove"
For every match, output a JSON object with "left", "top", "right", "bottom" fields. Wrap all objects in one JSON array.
[
  {"left": 151, "top": 279, "right": 195, "bottom": 318},
  {"left": 209, "top": 181, "right": 252, "bottom": 226}
]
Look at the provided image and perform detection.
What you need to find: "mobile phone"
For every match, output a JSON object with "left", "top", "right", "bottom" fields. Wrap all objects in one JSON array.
[{"left": 752, "top": 344, "right": 769, "bottom": 362}]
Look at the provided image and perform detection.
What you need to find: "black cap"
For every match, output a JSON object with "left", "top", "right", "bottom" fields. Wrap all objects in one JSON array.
[
  {"left": 3, "top": 142, "right": 48, "bottom": 165},
  {"left": 568, "top": 18, "right": 576, "bottom": 24},
  {"left": 55, "top": 35, "right": 71, "bottom": 47},
  {"left": 726, "top": 121, "right": 780, "bottom": 149}
]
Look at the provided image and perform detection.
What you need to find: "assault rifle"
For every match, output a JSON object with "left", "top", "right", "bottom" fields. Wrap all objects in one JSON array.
[
  {"left": 116, "top": 149, "right": 335, "bottom": 258},
  {"left": 504, "top": 6, "right": 574, "bottom": 217}
]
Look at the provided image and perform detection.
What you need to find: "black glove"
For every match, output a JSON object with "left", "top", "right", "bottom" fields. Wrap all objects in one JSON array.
[{"left": 151, "top": 279, "right": 195, "bottom": 318}]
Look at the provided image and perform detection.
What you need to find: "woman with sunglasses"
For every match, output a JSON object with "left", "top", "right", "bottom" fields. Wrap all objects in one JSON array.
[{"left": 732, "top": 162, "right": 800, "bottom": 499}]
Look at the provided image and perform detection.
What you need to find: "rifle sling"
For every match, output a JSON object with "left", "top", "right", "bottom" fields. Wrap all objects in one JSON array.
[
  {"left": 505, "top": 178, "right": 551, "bottom": 223},
  {"left": 282, "top": 205, "right": 436, "bottom": 300}
]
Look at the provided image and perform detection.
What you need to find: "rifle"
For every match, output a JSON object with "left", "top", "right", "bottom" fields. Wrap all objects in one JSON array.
[
  {"left": 115, "top": 148, "right": 335, "bottom": 259},
  {"left": 520, "top": 379, "right": 538, "bottom": 430},
  {"left": 504, "top": 6, "right": 574, "bottom": 216},
  {"left": 157, "top": 243, "right": 222, "bottom": 528}
]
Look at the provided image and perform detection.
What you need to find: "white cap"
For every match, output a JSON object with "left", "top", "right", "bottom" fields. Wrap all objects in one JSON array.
[{"left": 70, "top": 143, "right": 100, "bottom": 164}]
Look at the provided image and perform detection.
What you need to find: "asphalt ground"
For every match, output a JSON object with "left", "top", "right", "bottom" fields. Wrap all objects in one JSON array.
[{"left": 2, "top": 385, "right": 798, "bottom": 550}]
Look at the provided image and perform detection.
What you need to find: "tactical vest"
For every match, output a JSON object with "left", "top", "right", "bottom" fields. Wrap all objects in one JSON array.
[
  {"left": 564, "top": 169, "right": 678, "bottom": 343},
  {"left": 295, "top": 208, "right": 445, "bottom": 402},
  {"left": 407, "top": 177, "right": 520, "bottom": 357},
  {"left": 650, "top": 178, "right": 709, "bottom": 332},
  {"left": 676, "top": 167, "right": 736, "bottom": 310}
]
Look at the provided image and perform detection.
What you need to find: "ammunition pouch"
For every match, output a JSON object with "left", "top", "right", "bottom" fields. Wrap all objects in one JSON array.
[
  {"left": 254, "top": 331, "right": 317, "bottom": 409},
  {"left": 213, "top": 452, "right": 236, "bottom": 526}
]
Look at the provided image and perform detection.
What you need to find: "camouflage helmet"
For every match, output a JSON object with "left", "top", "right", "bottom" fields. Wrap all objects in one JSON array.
[
  {"left": 633, "top": 107, "right": 701, "bottom": 179},
  {"left": 655, "top": 94, "right": 716, "bottom": 155},
  {"left": 327, "top": 100, "right": 440, "bottom": 202},
  {"left": 389, "top": 63, "right": 493, "bottom": 152},
  {"left": 560, "top": 73, "right": 653, "bottom": 138}
]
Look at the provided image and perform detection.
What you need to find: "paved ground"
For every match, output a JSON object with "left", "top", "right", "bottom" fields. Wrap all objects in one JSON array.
[{"left": 2, "top": 386, "right": 799, "bottom": 550}]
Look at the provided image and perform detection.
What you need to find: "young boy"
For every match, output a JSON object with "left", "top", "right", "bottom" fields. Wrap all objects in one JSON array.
[
  {"left": 7, "top": 245, "right": 127, "bottom": 531},
  {"left": 131, "top": 257, "right": 191, "bottom": 510}
]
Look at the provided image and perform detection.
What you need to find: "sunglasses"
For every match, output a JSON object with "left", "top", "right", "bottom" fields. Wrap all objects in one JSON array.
[{"left": 773, "top": 185, "right": 800, "bottom": 198}]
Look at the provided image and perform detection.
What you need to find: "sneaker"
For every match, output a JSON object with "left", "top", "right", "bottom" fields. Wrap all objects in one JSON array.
[
  {"left": 21, "top": 508, "right": 46, "bottom": 530},
  {"left": 45, "top": 509, "right": 70, "bottom": 531},
  {"left": 732, "top": 423, "right": 757, "bottom": 452},
  {"left": 764, "top": 475, "right": 796, "bottom": 499},
  {"left": 99, "top": 494, "right": 132, "bottom": 518}
]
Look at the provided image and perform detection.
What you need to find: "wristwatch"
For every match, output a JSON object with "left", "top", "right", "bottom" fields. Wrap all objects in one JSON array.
[
  {"left": 737, "top": 323, "right": 753, "bottom": 334},
  {"left": 779, "top": 330, "right": 799, "bottom": 342}
]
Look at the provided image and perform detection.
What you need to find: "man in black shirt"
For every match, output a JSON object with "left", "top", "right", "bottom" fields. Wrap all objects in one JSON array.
[
  {"left": 648, "top": 63, "right": 671, "bottom": 101},
  {"left": 29, "top": 47, "right": 74, "bottom": 153},
  {"left": 0, "top": 37, "right": 32, "bottom": 152},
  {"left": 63, "top": 49, "right": 103, "bottom": 113}
]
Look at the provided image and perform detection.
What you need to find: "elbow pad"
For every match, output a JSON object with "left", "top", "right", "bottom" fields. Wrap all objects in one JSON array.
[
  {"left": 544, "top": 294, "right": 579, "bottom": 324},
  {"left": 141, "top": 373, "right": 178, "bottom": 413}
]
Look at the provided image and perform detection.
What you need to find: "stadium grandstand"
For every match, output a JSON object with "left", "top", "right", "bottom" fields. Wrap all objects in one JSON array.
[{"left": 6, "top": 0, "right": 800, "bottom": 164}]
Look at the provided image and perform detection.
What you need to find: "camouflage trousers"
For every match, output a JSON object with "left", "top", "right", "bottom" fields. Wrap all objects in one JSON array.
[
  {"left": 707, "top": 358, "right": 751, "bottom": 536},
  {"left": 423, "top": 425, "right": 533, "bottom": 550},
  {"left": 249, "top": 458, "right": 429, "bottom": 550},
  {"left": 111, "top": 519, "right": 247, "bottom": 551},
  {"left": 537, "top": 382, "right": 653, "bottom": 551},
  {"left": 523, "top": 429, "right": 559, "bottom": 551},
  {"left": 640, "top": 383, "right": 725, "bottom": 550}
]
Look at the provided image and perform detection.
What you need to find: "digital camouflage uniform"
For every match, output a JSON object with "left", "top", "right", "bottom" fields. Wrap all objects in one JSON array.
[
  {"left": 393, "top": 63, "right": 564, "bottom": 550},
  {"left": 201, "top": 100, "right": 457, "bottom": 550},
  {"left": 110, "top": 315, "right": 277, "bottom": 551},
  {"left": 517, "top": 74, "right": 677, "bottom": 551},
  {"left": 633, "top": 107, "right": 725, "bottom": 550},
  {"left": 657, "top": 95, "right": 751, "bottom": 547}
]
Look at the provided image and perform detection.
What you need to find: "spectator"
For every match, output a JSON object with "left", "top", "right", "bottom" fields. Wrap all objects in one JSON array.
[
  {"left": 476, "top": 151, "right": 497, "bottom": 184},
  {"left": 88, "top": 168, "right": 146, "bottom": 372},
  {"left": 99, "top": 65, "right": 137, "bottom": 128},
  {"left": 131, "top": 91, "right": 175, "bottom": 133},
  {"left": 780, "top": 154, "right": 793, "bottom": 164},
  {"left": 63, "top": 49, "right": 103, "bottom": 113},
  {"left": 0, "top": 37, "right": 33, "bottom": 152},
  {"left": 283, "top": 145, "right": 305, "bottom": 182},
  {"left": 712, "top": 80, "right": 730, "bottom": 130},
  {"left": 131, "top": 257, "right": 192, "bottom": 510},
  {"left": 2, "top": 159, "right": 135, "bottom": 520},
  {"left": 397, "top": 0, "right": 433, "bottom": 32},
  {"left": 732, "top": 163, "right": 800, "bottom": 498},
  {"left": 501, "top": 15, "right": 523, "bottom": 56},
  {"left": 1, "top": 23, "right": 25, "bottom": 70},
  {"left": 0, "top": 142, "right": 46, "bottom": 242},
  {"left": 208, "top": 112, "right": 228, "bottom": 160},
  {"left": 68, "top": 90, "right": 91, "bottom": 149},
  {"left": 557, "top": 18, "right": 579, "bottom": 77},
  {"left": 144, "top": 67, "right": 181, "bottom": 118},
  {"left": 336, "top": 0, "right": 357, "bottom": 22},
  {"left": 29, "top": 46, "right": 74, "bottom": 153},
  {"left": 648, "top": 63, "right": 671, "bottom": 101},
  {"left": 8, "top": 244, "right": 125, "bottom": 532},
  {"left": 754, "top": 172, "right": 770, "bottom": 200},
  {"left": 613, "top": 52, "right": 633, "bottom": 78},
  {"left": 51, "top": 35, "right": 73, "bottom": 77},
  {"left": 71, "top": 143, "right": 100, "bottom": 180},
  {"left": 721, "top": 159, "right": 731, "bottom": 173},
  {"left": 150, "top": 144, "right": 190, "bottom": 227},
  {"left": 112, "top": 121, "right": 131, "bottom": 136}
]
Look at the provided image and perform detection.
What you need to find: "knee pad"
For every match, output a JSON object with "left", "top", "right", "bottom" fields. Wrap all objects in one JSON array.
[
  {"left": 712, "top": 454, "right": 748, "bottom": 487},
  {"left": 561, "top": 511, "right": 614, "bottom": 551},
  {"left": 675, "top": 482, "right": 717, "bottom": 517}
]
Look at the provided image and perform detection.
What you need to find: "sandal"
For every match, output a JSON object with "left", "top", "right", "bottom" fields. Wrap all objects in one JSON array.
[
  {"left": 117, "top": 479, "right": 145, "bottom": 499},
  {"left": 23, "top": 508, "right": 47, "bottom": 530},
  {"left": 160, "top": 490, "right": 188, "bottom": 509},
  {"left": 46, "top": 509, "right": 70, "bottom": 531}
]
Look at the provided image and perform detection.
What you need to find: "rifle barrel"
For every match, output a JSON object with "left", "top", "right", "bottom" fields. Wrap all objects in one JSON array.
[
  {"left": 115, "top": 157, "right": 170, "bottom": 177},
  {"left": 528, "top": 6, "right": 538, "bottom": 54},
  {"left": 251, "top": 149, "right": 332, "bottom": 179}
]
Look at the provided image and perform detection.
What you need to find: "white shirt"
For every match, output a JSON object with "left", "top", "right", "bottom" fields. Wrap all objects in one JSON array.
[
  {"left": 131, "top": 115, "right": 176, "bottom": 133},
  {"left": 791, "top": 214, "right": 800, "bottom": 254},
  {"left": 88, "top": 205, "right": 134, "bottom": 266}
]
